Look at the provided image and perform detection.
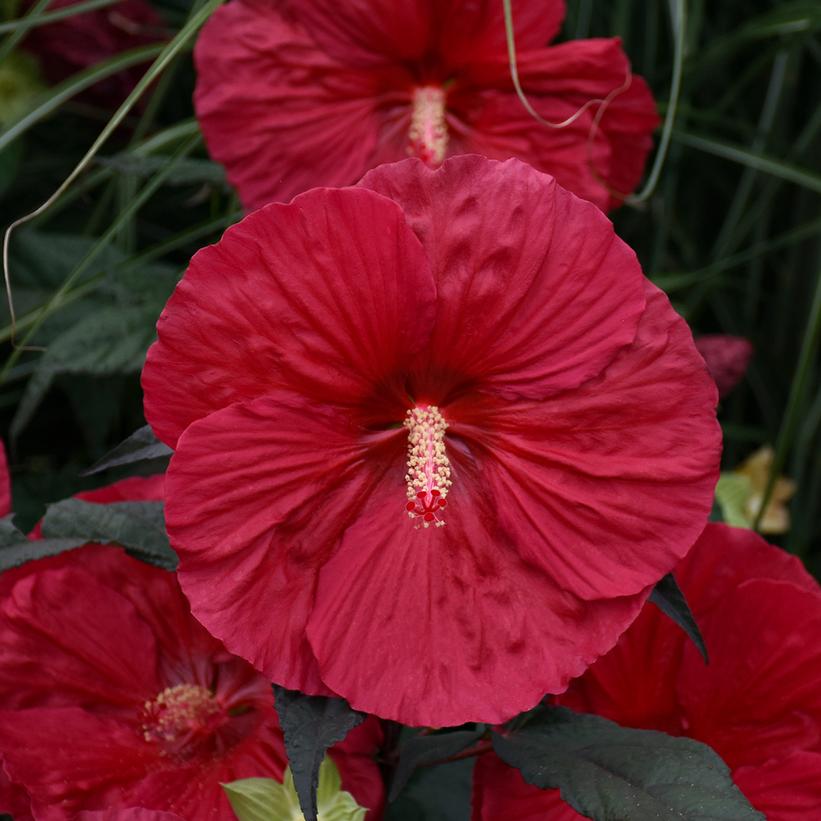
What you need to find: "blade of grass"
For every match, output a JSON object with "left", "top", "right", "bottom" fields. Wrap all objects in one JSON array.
[
  {"left": 753, "top": 265, "right": 821, "bottom": 531},
  {"left": 0, "top": 132, "right": 200, "bottom": 383},
  {"left": 0, "top": 0, "right": 117, "bottom": 34}
]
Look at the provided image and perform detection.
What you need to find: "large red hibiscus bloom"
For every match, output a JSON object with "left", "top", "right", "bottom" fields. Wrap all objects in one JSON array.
[
  {"left": 0, "top": 479, "right": 383, "bottom": 820},
  {"left": 142, "top": 156, "right": 720, "bottom": 727},
  {"left": 473, "top": 524, "right": 821, "bottom": 820},
  {"left": 194, "top": 0, "right": 658, "bottom": 211}
]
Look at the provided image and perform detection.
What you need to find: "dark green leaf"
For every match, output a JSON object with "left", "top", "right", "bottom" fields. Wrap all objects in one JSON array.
[
  {"left": 41, "top": 499, "right": 176, "bottom": 570},
  {"left": 0, "top": 515, "right": 26, "bottom": 546},
  {"left": 491, "top": 706, "right": 763, "bottom": 821},
  {"left": 385, "top": 759, "right": 474, "bottom": 821},
  {"left": 82, "top": 424, "right": 172, "bottom": 476},
  {"left": 650, "top": 574, "right": 709, "bottom": 663},
  {"left": 389, "top": 729, "right": 484, "bottom": 802},
  {"left": 273, "top": 686, "right": 365, "bottom": 821},
  {"left": 10, "top": 305, "right": 157, "bottom": 438},
  {"left": 0, "top": 537, "right": 87, "bottom": 572}
]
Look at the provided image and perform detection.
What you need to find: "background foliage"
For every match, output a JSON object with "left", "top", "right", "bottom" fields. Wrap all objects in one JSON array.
[{"left": 0, "top": 0, "right": 819, "bottom": 595}]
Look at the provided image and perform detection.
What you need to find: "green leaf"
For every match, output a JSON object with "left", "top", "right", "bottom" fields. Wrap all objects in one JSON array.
[
  {"left": 385, "top": 759, "right": 474, "bottom": 821},
  {"left": 389, "top": 729, "right": 484, "bottom": 802},
  {"left": 273, "top": 686, "right": 365, "bottom": 821},
  {"left": 40, "top": 499, "right": 176, "bottom": 570},
  {"left": 649, "top": 574, "right": 708, "bottom": 663},
  {"left": 10, "top": 305, "right": 157, "bottom": 438},
  {"left": 714, "top": 473, "right": 755, "bottom": 529},
  {"left": 0, "top": 516, "right": 85, "bottom": 572},
  {"left": 491, "top": 706, "right": 763, "bottom": 821},
  {"left": 82, "top": 424, "right": 172, "bottom": 476},
  {"left": 224, "top": 758, "right": 367, "bottom": 821}
]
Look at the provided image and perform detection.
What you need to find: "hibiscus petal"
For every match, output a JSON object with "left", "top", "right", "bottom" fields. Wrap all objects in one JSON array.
[
  {"left": 0, "top": 566, "right": 161, "bottom": 710},
  {"left": 167, "top": 391, "right": 404, "bottom": 695},
  {"left": 450, "top": 282, "right": 719, "bottom": 600},
  {"left": 143, "top": 186, "right": 436, "bottom": 446},
  {"left": 457, "top": 39, "right": 659, "bottom": 210},
  {"left": 306, "top": 463, "right": 648, "bottom": 726},
  {"left": 734, "top": 752, "right": 821, "bottom": 821},
  {"left": 472, "top": 752, "right": 583, "bottom": 821},
  {"left": 678, "top": 579, "right": 821, "bottom": 770},
  {"left": 0, "top": 708, "right": 157, "bottom": 810},
  {"left": 360, "top": 155, "right": 646, "bottom": 400},
  {"left": 194, "top": 0, "right": 386, "bottom": 210}
]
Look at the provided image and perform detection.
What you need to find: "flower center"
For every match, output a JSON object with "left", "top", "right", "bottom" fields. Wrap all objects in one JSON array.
[
  {"left": 404, "top": 405, "right": 451, "bottom": 528},
  {"left": 408, "top": 86, "right": 448, "bottom": 166},
  {"left": 141, "top": 683, "right": 224, "bottom": 755}
]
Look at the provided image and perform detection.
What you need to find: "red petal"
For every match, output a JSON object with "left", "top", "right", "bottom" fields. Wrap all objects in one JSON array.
[
  {"left": 0, "top": 708, "right": 157, "bottom": 811},
  {"left": 734, "top": 752, "right": 821, "bottom": 821},
  {"left": 78, "top": 812, "right": 183, "bottom": 821},
  {"left": 360, "top": 155, "right": 646, "bottom": 400},
  {"left": 457, "top": 39, "right": 658, "bottom": 210},
  {"left": 143, "top": 186, "right": 436, "bottom": 447},
  {"left": 293, "top": 0, "right": 565, "bottom": 68},
  {"left": 194, "top": 1, "right": 384, "bottom": 210},
  {"left": 454, "top": 282, "right": 719, "bottom": 601},
  {"left": 678, "top": 579, "right": 821, "bottom": 769},
  {"left": 167, "top": 392, "right": 403, "bottom": 695},
  {"left": 306, "top": 465, "right": 648, "bottom": 725},
  {"left": 0, "top": 566, "right": 161, "bottom": 710},
  {"left": 472, "top": 752, "right": 583, "bottom": 821}
]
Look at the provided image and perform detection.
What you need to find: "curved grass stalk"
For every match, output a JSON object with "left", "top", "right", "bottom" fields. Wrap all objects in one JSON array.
[
  {"left": 0, "top": 0, "right": 118, "bottom": 35},
  {"left": 2, "top": 0, "right": 221, "bottom": 352}
]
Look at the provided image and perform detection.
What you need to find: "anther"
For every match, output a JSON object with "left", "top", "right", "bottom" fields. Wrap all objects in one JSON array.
[
  {"left": 404, "top": 405, "right": 451, "bottom": 528},
  {"left": 408, "top": 86, "right": 449, "bottom": 166}
]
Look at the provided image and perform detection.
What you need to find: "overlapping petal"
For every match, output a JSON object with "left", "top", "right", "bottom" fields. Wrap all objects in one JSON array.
[
  {"left": 360, "top": 157, "right": 646, "bottom": 400},
  {"left": 168, "top": 391, "right": 403, "bottom": 694},
  {"left": 306, "top": 471, "right": 648, "bottom": 725},
  {"left": 143, "top": 186, "right": 436, "bottom": 446},
  {"left": 473, "top": 525, "right": 821, "bottom": 819}
]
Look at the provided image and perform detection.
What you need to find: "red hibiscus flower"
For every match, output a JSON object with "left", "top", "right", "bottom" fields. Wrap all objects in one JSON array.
[
  {"left": 0, "top": 479, "right": 383, "bottom": 820},
  {"left": 22, "top": 0, "right": 165, "bottom": 105},
  {"left": 473, "top": 523, "right": 821, "bottom": 820},
  {"left": 141, "top": 155, "right": 720, "bottom": 727},
  {"left": 695, "top": 334, "right": 753, "bottom": 399},
  {"left": 193, "top": 0, "right": 658, "bottom": 211}
]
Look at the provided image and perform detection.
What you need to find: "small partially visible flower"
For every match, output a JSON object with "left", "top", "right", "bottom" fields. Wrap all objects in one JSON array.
[
  {"left": 716, "top": 445, "right": 796, "bottom": 534},
  {"left": 142, "top": 156, "right": 720, "bottom": 727},
  {"left": 695, "top": 334, "right": 753, "bottom": 399},
  {"left": 194, "top": 0, "right": 658, "bottom": 211},
  {"left": 0, "top": 480, "right": 383, "bottom": 820},
  {"left": 473, "top": 524, "right": 821, "bottom": 820},
  {"left": 21, "top": 0, "right": 165, "bottom": 104}
]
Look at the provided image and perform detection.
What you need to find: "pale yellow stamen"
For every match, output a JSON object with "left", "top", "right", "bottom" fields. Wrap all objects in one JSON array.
[
  {"left": 142, "top": 683, "right": 221, "bottom": 745},
  {"left": 408, "top": 86, "right": 449, "bottom": 166},
  {"left": 404, "top": 405, "right": 451, "bottom": 528}
]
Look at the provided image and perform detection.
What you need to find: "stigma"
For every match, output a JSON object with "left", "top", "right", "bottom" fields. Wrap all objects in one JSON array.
[
  {"left": 408, "top": 86, "right": 449, "bottom": 166},
  {"left": 404, "top": 405, "right": 451, "bottom": 528}
]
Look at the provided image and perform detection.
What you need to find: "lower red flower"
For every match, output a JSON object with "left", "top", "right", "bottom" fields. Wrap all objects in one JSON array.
[
  {"left": 0, "top": 479, "right": 383, "bottom": 820},
  {"left": 472, "top": 524, "right": 821, "bottom": 820}
]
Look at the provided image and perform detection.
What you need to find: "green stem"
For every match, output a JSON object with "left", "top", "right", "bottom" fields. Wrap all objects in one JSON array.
[{"left": 752, "top": 265, "right": 821, "bottom": 531}]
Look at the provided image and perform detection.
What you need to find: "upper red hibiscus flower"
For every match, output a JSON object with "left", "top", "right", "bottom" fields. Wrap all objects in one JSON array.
[
  {"left": 0, "top": 479, "right": 383, "bottom": 820},
  {"left": 141, "top": 155, "right": 720, "bottom": 727},
  {"left": 193, "top": 0, "right": 658, "bottom": 212},
  {"left": 473, "top": 523, "right": 821, "bottom": 820},
  {"left": 21, "top": 0, "right": 165, "bottom": 105}
]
